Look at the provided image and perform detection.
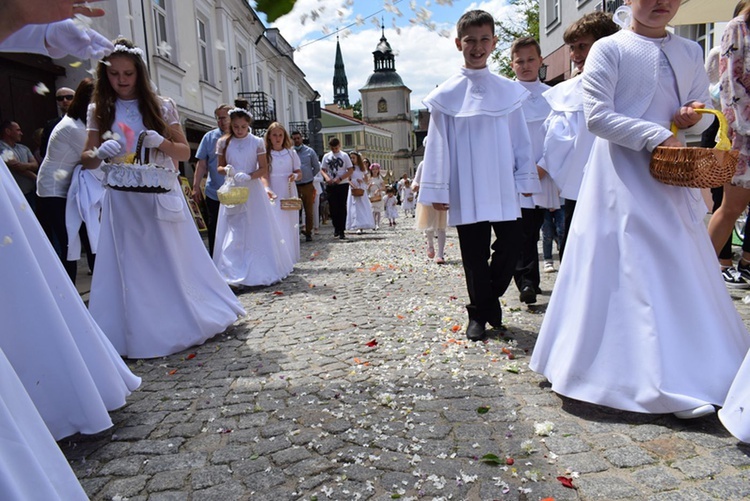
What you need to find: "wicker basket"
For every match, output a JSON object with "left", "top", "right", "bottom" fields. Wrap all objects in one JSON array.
[
  {"left": 280, "top": 181, "right": 302, "bottom": 211},
  {"left": 649, "top": 108, "right": 737, "bottom": 189},
  {"left": 104, "top": 131, "right": 174, "bottom": 193},
  {"left": 369, "top": 193, "right": 382, "bottom": 203},
  {"left": 351, "top": 187, "right": 365, "bottom": 197},
  {"left": 217, "top": 185, "right": 249, "bottom": 206}
]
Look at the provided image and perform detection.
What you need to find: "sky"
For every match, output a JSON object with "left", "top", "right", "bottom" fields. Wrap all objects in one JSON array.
[{"left": 261, "top": 0, "right": 517, "bottom": 111}]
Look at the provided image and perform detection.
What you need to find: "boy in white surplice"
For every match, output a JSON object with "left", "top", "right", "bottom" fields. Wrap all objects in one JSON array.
[{"left": 419, "top": 10, "right": 540, "bottom": 342}]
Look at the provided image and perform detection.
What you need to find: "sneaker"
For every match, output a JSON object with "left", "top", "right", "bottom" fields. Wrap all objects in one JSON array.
[
  {"left": 738, "top": 261, "right": 750, "bottom": 281},
  {"left": 543, "top": 261, "right": 555, "bottom": 273},
  {"left": 722, "top": 266, "right": 749, "bottom": 288}
]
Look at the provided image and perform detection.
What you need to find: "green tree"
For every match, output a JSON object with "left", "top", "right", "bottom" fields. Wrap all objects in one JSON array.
[
  {"left": 491, "top": 0, "right": 540, "bottom": 79},
  {"left": 349, "top": 99, "right": 362, "bottom": 120}
]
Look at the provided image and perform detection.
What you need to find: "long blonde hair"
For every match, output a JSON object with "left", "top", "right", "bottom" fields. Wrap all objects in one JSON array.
[
  {"left": 264, "top": 122, "right": 292, "bottom": 172},
  {"left": 350, "top": 151, "right": 366, "bottom": 172}
]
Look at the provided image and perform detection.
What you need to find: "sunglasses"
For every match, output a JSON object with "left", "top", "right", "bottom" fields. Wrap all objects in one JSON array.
[{"left": 56, "top": 95, "right": 74, "bottom": 102}]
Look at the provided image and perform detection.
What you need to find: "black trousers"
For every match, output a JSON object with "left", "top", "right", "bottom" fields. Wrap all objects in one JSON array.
[
  {"left": 36, "top": 196, "right": 78, "bottom": 283},
  {"left": 327, "top": 183, "right": 349, "bottom": 234},
  {"left": 456, "top": 219, "right": 522, "bottom": 325},
  {"left": 514, "top": 207, "right": 545, "bottom": 292},
  {"left": 205, "top": 196, "right": 220, "bottom": 257},
  {"left": 561, "top": 198, "right": 577, "bottom": 261}
]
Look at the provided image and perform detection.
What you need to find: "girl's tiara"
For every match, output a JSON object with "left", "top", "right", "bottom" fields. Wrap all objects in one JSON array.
[
  {"left": 229, "top": 107, "right": 253, "bottom": 120},
  {"left": 111, "top": 44, "right": 145, "bottom": 57}
]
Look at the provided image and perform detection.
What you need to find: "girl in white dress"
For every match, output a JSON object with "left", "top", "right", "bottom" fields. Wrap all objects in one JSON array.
[
  {"left": 413, "top": 160, "right": 447, "bottom": 264},
  {"left": 384, "top": 186, "right": 399, "bottom": 226},
  {"left": 82, "top": 38, "right": 244, "bottom": 359},
  {"left": 346, "top": 151, "right": 376, "bottom": 233},
  {"left": 530, "top": 2, "right": 750, "bottom": 419},
  {"left": 264, "top": 122, "right": 302, "bottom": 263},
  {"left": 214, "top": 111, "right": 295, "bottom": 286},
  {"left": 367, "top": 162, "right": 386, "bottom": 230},
  {"left": 400, "top": 178, "right": 416, "bottom": 217}
]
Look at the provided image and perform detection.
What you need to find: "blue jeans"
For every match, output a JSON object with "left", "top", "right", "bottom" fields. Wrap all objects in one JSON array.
[{"left": 542, "top": 207, "right": 565, "bottom": 260}]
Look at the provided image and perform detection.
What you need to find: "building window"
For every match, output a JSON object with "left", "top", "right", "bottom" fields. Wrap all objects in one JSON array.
[
  {"left": 269, "top": 77, "right": 276, "bottom": 100},
  {"left": 153, "top": 0, "right": 170, "bottom": 59},
  {"left": 237, "top": 49, "right": 249, "bottom": 92},
  {"left": 344, "top": 134, "right": 353, "bottom": 148},
  {"left": 257, "top": 69, "right": 263, "bottom": 92},
  {"left": 378, "top": 98, "right": 388, "bottom": 113},
  {"left": 197, "top": 18, "right": 210, "bottom": 82},
  {"left": 545, "top": 0, "right": 560, "bottom": 30}
]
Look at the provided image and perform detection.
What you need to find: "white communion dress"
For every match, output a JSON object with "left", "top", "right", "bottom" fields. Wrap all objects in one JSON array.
[
  {"left": 530, "top": 30, "right": 750, "bottom": 414},
  {"left": 213, "top": 135, "right": 295, "bottom": 286},
  {"left": 88, "top": 99, "right": 245, "bottom": 359},
  {"left": 346, "top": 168, "right": 376, "bottom": 230},
  {"left": 0, "top": 347, "right": 87, "bottom": 500},
  {"left": 0, "top": 159, "right": 141, "bottom": 439},
  {"left": 268, "top": 148, "right": 302, "bottom": 262}
]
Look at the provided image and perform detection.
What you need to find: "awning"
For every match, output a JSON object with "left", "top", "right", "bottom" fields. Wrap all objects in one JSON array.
[
  {"left": 671, "top": 0, "right": 736, "bottom": 26},
  {"left": 183, "top": 117, "right": 213, "bottom": 133}
]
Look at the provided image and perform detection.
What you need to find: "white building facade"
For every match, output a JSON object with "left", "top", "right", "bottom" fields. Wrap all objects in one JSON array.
[{"left": 12, "top": 0, "right": 318, "bottom": 168}]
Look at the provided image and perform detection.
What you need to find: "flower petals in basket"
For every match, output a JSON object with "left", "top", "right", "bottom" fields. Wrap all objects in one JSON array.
[
  {"left": 101, "top": 131, "right": 176, "bottom": 193},
  {"left": 649, "top": 108, "right": 737, "bottom": 189}
]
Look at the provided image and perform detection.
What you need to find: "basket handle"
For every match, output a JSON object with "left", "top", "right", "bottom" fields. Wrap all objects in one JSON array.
[
  {"left": 669, "top": 108, "right": 732, "bottom": 151},
  {"left": 134, "top": 130, "right": 150, "bottom": 165}
]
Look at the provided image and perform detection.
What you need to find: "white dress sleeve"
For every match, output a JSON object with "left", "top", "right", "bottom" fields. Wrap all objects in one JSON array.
[
  {"left": 583, "top": 40, "right": 673, "bottom": 152},
  {"left": 0, "top": 25, "right": 47, "bottom": 54},
  {"left": 86, "top": 103, "right": 99, "bottom": 132}
]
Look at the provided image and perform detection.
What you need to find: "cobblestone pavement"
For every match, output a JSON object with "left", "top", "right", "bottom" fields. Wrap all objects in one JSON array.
[{"left": 61, "top": 215, "right": 750, "bottom": 501}]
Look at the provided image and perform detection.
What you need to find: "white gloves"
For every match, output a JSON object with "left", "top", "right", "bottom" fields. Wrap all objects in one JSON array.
[
  {"left": 97, "top": 139, "right": 122, "bottom": 159},
  {"left": 223, "top": 165, "right": 233, "bottom": 176},
  {"left": 233, "top": 172, "right": 251, "bottom": 183},
  {"left": 142, "top": 130, "right": 165, "bottom": 149},
  {"left": 45, "top": 20, "right": 114, "bottom": 60}
]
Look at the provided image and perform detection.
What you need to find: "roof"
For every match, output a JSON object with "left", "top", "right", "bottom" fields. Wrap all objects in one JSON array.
[
  {"left": 321, "top": 108, "right": 392, "bottom": 134},
  {"left": 360, "top": 71, "right": 407, "bottom": 90}
]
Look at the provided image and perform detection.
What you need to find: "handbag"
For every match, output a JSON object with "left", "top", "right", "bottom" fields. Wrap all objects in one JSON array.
[
  {"left": 649, "top": 109, "right": 737, "bottom": 189},
  {"left": 280, "top": 181, "right": 302, "bottom": 211}
]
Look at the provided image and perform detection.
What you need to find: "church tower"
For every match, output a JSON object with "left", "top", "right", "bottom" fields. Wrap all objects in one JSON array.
[
  {"left": 332, "top": 37, "right": 350, "bottom": 107},
  {"left": 360, "top": 24, "right": 412, "bottom": 179}
]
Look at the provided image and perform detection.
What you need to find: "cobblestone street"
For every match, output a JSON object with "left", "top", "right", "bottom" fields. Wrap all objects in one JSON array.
[{"left": 62, "top": 216, "right": 750, "bottom": 501}]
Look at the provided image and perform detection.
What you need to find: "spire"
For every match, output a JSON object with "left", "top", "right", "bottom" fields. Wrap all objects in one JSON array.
[
  {"left": 333, "top": 36, "right": 350, "bottom": 107},
  {"left": 373, "top": 25, "right": 395, "bottom": 73}
]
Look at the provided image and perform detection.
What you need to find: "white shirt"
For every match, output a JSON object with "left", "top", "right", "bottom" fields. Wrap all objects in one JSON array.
[{"left": 37, "top": 116, "right": 87, "bottom": 197}]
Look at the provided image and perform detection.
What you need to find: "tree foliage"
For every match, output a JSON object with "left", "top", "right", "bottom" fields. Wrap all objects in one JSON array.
[
  {"left": 491, "top": 0, "right": 540, "bottom": 79},
  {"left": 349, "top": 99, "right": 362, "bottom": 120},
  {"left": 254, "top": 0, "right": 297, "bottom": 22}
]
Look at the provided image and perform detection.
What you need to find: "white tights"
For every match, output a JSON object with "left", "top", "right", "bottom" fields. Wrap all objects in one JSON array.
[{"left": 425, "top": 229, "right": 446, "bottom": 258}]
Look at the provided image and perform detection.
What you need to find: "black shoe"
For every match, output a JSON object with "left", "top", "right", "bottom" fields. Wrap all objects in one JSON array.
[
  {"left": 466, "top": 319, "right": 486, "bottom": 341},
  {"left": 339, "top": 233, "right": 346, "bottom": 239},
  {"left": 334, "top": 230, "right": 340, "bottom": 237},
  {"left": 519, "top": 286, "right": 537, "bottom": 304},
  {"left": 535, "top": 286, "right": 542, "bottom": 295},
  {"left": 488, "top": 317, "right": 506, "bottom": 332},
  {"left": 305, "top": 235, "right": 312, "bottom": 242}
]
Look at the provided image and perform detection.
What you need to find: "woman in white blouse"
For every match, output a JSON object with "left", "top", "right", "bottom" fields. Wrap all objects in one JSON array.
[{"left": 36, "top": 78, "right": 94, "bottom": 283}]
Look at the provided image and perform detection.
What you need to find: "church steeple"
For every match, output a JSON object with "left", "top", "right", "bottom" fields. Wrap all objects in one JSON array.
[
  {"left": 373, "top": 22, "right": 395, "bottom": 72},
  {"left": 333, "top": 37, "right": 350, "bottom": 107}
]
